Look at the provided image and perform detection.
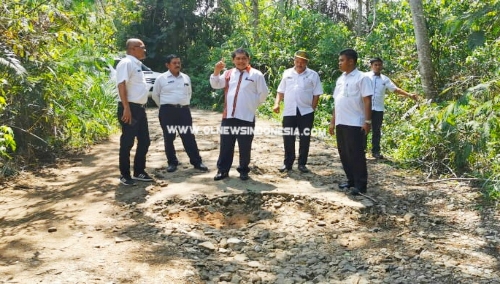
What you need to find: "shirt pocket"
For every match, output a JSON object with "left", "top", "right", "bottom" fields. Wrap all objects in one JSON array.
[
  {"left": 241, "top": 76, "right": 256, "bottom": 92},
  {"left": 130, "top": 69, "right": 145, "bottom": 83},
  {"left": 345, "top": 83, "right": 359, "bottom": 97},
  {"left": 183, "top": 81, "right": 191, "bottom": 94},
  {"left": 302, "top": 77, "right": 315, "bottom": 92}
]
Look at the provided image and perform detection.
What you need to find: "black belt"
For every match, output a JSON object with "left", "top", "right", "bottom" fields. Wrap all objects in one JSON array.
[
  {"left": 121, "top": 102, "right": 146, "bottom": 108},
  {"left": 163, "top": 104, "right": 189, "bottom": 108}
]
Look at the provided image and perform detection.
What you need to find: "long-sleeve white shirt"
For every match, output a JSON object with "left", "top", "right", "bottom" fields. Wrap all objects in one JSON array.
[{"left": 210, "top": 66, "right": 269, "bottom": 122}]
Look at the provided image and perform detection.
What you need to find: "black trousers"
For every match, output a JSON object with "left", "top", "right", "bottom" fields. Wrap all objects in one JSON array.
[
  {"left": 158, "top": 105, "right": 202, "bottom": 166},
  {"left": 217, "top": 118, "right": 255, "bottom": 174},
  {"left": 282, "top": 109, "right": 314, "bottom": 167},
  {"left": 336, "top": 124, "right": 367, "bottom": 191},
  {"left": 371, "top": 110, "right": 384, "bottom": 154},
  {"left": 118, "top": 102, "right": 151, "bottom": 178}
]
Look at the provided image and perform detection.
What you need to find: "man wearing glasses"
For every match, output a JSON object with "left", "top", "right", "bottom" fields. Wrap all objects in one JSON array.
[{"left": 115, "top": 38, "right": 153, "bottom": 185}]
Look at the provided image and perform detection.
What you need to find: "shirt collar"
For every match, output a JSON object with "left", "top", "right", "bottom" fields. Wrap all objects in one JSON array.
[
  {"left": 293, "top": 67, "right": 309, "bottom": 75},
  {"left": 236, "top": 65, "right": 252, "bottom": 73},
  {"left": 125, "top": 54, "right": 142, "bottom": 66},
  {"left": 166, "top": 70, "right": 181, "bottom": 78},
  {"left": 344, "top": 68, "right": 360, "bottom": 77}
]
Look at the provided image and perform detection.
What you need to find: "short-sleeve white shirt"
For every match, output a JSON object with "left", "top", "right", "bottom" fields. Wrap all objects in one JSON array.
[
  {"left": 365, "top": 71, "right": 397, "bottom": 111},
  {"left": 333, "top": 68, "right": 373, "bottom": 127},
  {"left": 152, "top": 71, "right": 191, "bottom": 106},
  {"left": 277, "top": 67, "right": 323, "bottom": 116},
  {"left": 115, "top": 55, "right": 148, "bottom": 104}
]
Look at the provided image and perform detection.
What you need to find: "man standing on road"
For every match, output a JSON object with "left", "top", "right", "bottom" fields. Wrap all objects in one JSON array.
[
  {"left": 210, "top": 48, "right": 269, "bottom": 181},
  {"left": 152, "top": 54, "right": 208, "bottom": 173},
  {"left": 329, "top": 48, "right": 373, "bottom": 195},
  {"left": 115, "top": 38, "right": 153, "bottom": 186},
  {"left": 365, "top": 57, "right": 419, "bottom": 159},
  {"left": 273, "top": 50, "right": 323, "bottom": 173}
]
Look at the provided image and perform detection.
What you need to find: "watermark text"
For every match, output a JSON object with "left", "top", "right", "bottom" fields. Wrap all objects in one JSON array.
[{"left": 162, "top": 125, "right": 327, "bottom": 137}]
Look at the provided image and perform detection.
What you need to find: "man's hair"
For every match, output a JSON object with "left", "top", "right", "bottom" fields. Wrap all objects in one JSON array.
[
  {"left": 231, "top": 48, "right": 250, "bottom": 59},
  {"left": 165, "top": 54, "right": 180, "bottom": 64},
  {"left": 369, "top": 57, "right": 383, "bottom": 64},
  {"left": 339, "top": 48, "right": 358, "bottom": 64}
]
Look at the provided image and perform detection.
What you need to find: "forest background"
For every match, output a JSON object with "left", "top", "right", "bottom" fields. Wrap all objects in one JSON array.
[{"left": 1, "top": 0, "right": 499, "bottom": 199}]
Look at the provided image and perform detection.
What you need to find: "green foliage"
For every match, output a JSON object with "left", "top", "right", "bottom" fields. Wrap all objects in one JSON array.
[
  {"left": 213, "top": 4, "right": 354, "bottom": 120},
  {"left": 2, "top": 0, "right": 500, "bottom": 202},
  {"left": 0, "top": 0, "right": 127, "bottom": 171},
  {"left": 383, "top": 78, "right": 500, "bottom": 195},
  {"left": 0, "top": 126, "right": 16, "bottom": 159}
]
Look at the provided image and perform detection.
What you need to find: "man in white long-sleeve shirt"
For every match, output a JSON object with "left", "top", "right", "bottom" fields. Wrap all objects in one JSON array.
[{"left": 209, "top": 48, "right": 269, "bottom": 181}]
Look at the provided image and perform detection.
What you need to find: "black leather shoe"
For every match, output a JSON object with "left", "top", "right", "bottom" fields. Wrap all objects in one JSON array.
[
  {"left": 239, "top": 172, "right": 249, "bottom": 181},
  {"left": 298, "top": 165, "right": 309, "bottom": 173},
  {"left": 167, "top": 164, "right": 177, "bottom": 172},
  {"left": 214, "top": 171, "right": 229, "bottom": 181},
  {"left": 278, "top": 165, "right": 291, "bottom": 173},
  {"left": 373, "top": 153, "right": 384, "bottom": 159},
  {"left": 194, "top": 163, "right": 208, "bottom": 172},
  {"left": 350, "top": 187, "right": 367, "bottom": 195},
  {"left": 338, "top": 182, "right": 353, "bottom": 189}
]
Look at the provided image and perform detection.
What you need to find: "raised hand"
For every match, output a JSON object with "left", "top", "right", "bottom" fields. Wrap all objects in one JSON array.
[{"left": 214, "top": 57, "right": 226, "bottom": 75}]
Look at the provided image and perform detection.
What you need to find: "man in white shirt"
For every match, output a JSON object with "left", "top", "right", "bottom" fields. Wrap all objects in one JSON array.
[
  {"left": 152, "top": 54, "right": 208, "bottom": 173},
  {"left": 329, "top": 49, "right": 373, "bottom": 195},
  {"left": 210, "top": 48, "right": 269, "bottom": 181},
  {"left": 366, "top": 57, "right": 418, "bottom": 159},
  {"left": 115, "top": 38, "right": 153, "bottom": 186},
  {"left": 273, "top": 50, "right": 323, "bottom": 173}
]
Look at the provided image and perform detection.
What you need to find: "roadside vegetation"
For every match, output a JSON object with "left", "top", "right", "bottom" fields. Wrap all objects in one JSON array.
[{"left": 1, "top": 0, "right": 499, "bottom": 199}]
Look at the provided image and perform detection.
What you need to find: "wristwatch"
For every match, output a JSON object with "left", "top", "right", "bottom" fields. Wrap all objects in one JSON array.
[{"left": 365, "top": 120, "right": 372, "bottom": 124}]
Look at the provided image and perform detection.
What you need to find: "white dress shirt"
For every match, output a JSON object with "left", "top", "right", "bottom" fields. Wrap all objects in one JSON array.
[
  {"left": 333, "top": 68, "right": 373, "bottom": 127},
  {"left": 277, "top": 67, "right": 323, "bottom": 116},
  {"left": 115, "top": 55, "right": 148, "bottom": 104},
  {"left": 365, "top": 71, "right": 397, "bottom": 111},
  {"left": 152, "top": 71, "right": 191, "bottom": 107},
  {"left": 210, "top": 67, "right": 269, "bottom": 122}
]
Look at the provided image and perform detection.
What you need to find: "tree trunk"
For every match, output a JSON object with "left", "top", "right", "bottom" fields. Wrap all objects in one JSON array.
[
  {"left": 368, "top": 0, "right": 377, "bottom": 32},
  {"left": 356, "top": 0, "right": 363, "bottom": 35},
  {"left": 408, "top": 0, "right": 438, "bottom": 100},
  {"left": 252, "top": 0, "right": 259, "bottom": 42}
]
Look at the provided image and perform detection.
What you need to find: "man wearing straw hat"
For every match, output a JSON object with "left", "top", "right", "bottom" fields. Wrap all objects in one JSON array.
[{"left": 273, "top": 50, "right": 323, "bottom": 173}]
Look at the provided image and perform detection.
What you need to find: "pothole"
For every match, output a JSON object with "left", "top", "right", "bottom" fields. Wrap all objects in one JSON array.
[
  {"left": 150, "top": 192, "right": 361, "bottom": 230},
  {"left": 135, "top": 192, "right": 405, "bottom": 283}
]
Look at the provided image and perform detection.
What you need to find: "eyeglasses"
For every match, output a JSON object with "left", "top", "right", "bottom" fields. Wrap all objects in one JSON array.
[{"left": 133, "top": 45, "right": 146, "bottom": 49}]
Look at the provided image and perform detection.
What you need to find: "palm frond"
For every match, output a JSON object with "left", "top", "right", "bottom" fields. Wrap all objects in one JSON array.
[{"left": 0, "top": 56, "right": 27, "bottom": 76}]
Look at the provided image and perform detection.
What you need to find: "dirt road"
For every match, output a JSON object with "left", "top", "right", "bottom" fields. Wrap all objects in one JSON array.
[{"left": 1, "top": 108, "right": 499, "bottom": 283}]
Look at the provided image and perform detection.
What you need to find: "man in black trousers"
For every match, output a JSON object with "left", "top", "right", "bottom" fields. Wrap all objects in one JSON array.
[
  {"left": 115, "top": 38, "right": 153, "bottom": 186},
  {"left": 209, "top": 48, "right": 269, "bottom": 181},
  {"left": 329, "top": 49, "right": 373, "bottom": 195},
  {"left": 273, "top": 50, "right": 323, "bottom": 173},
  {"left": 152, "top": 54, "right": 208, "bottom": 173}
]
